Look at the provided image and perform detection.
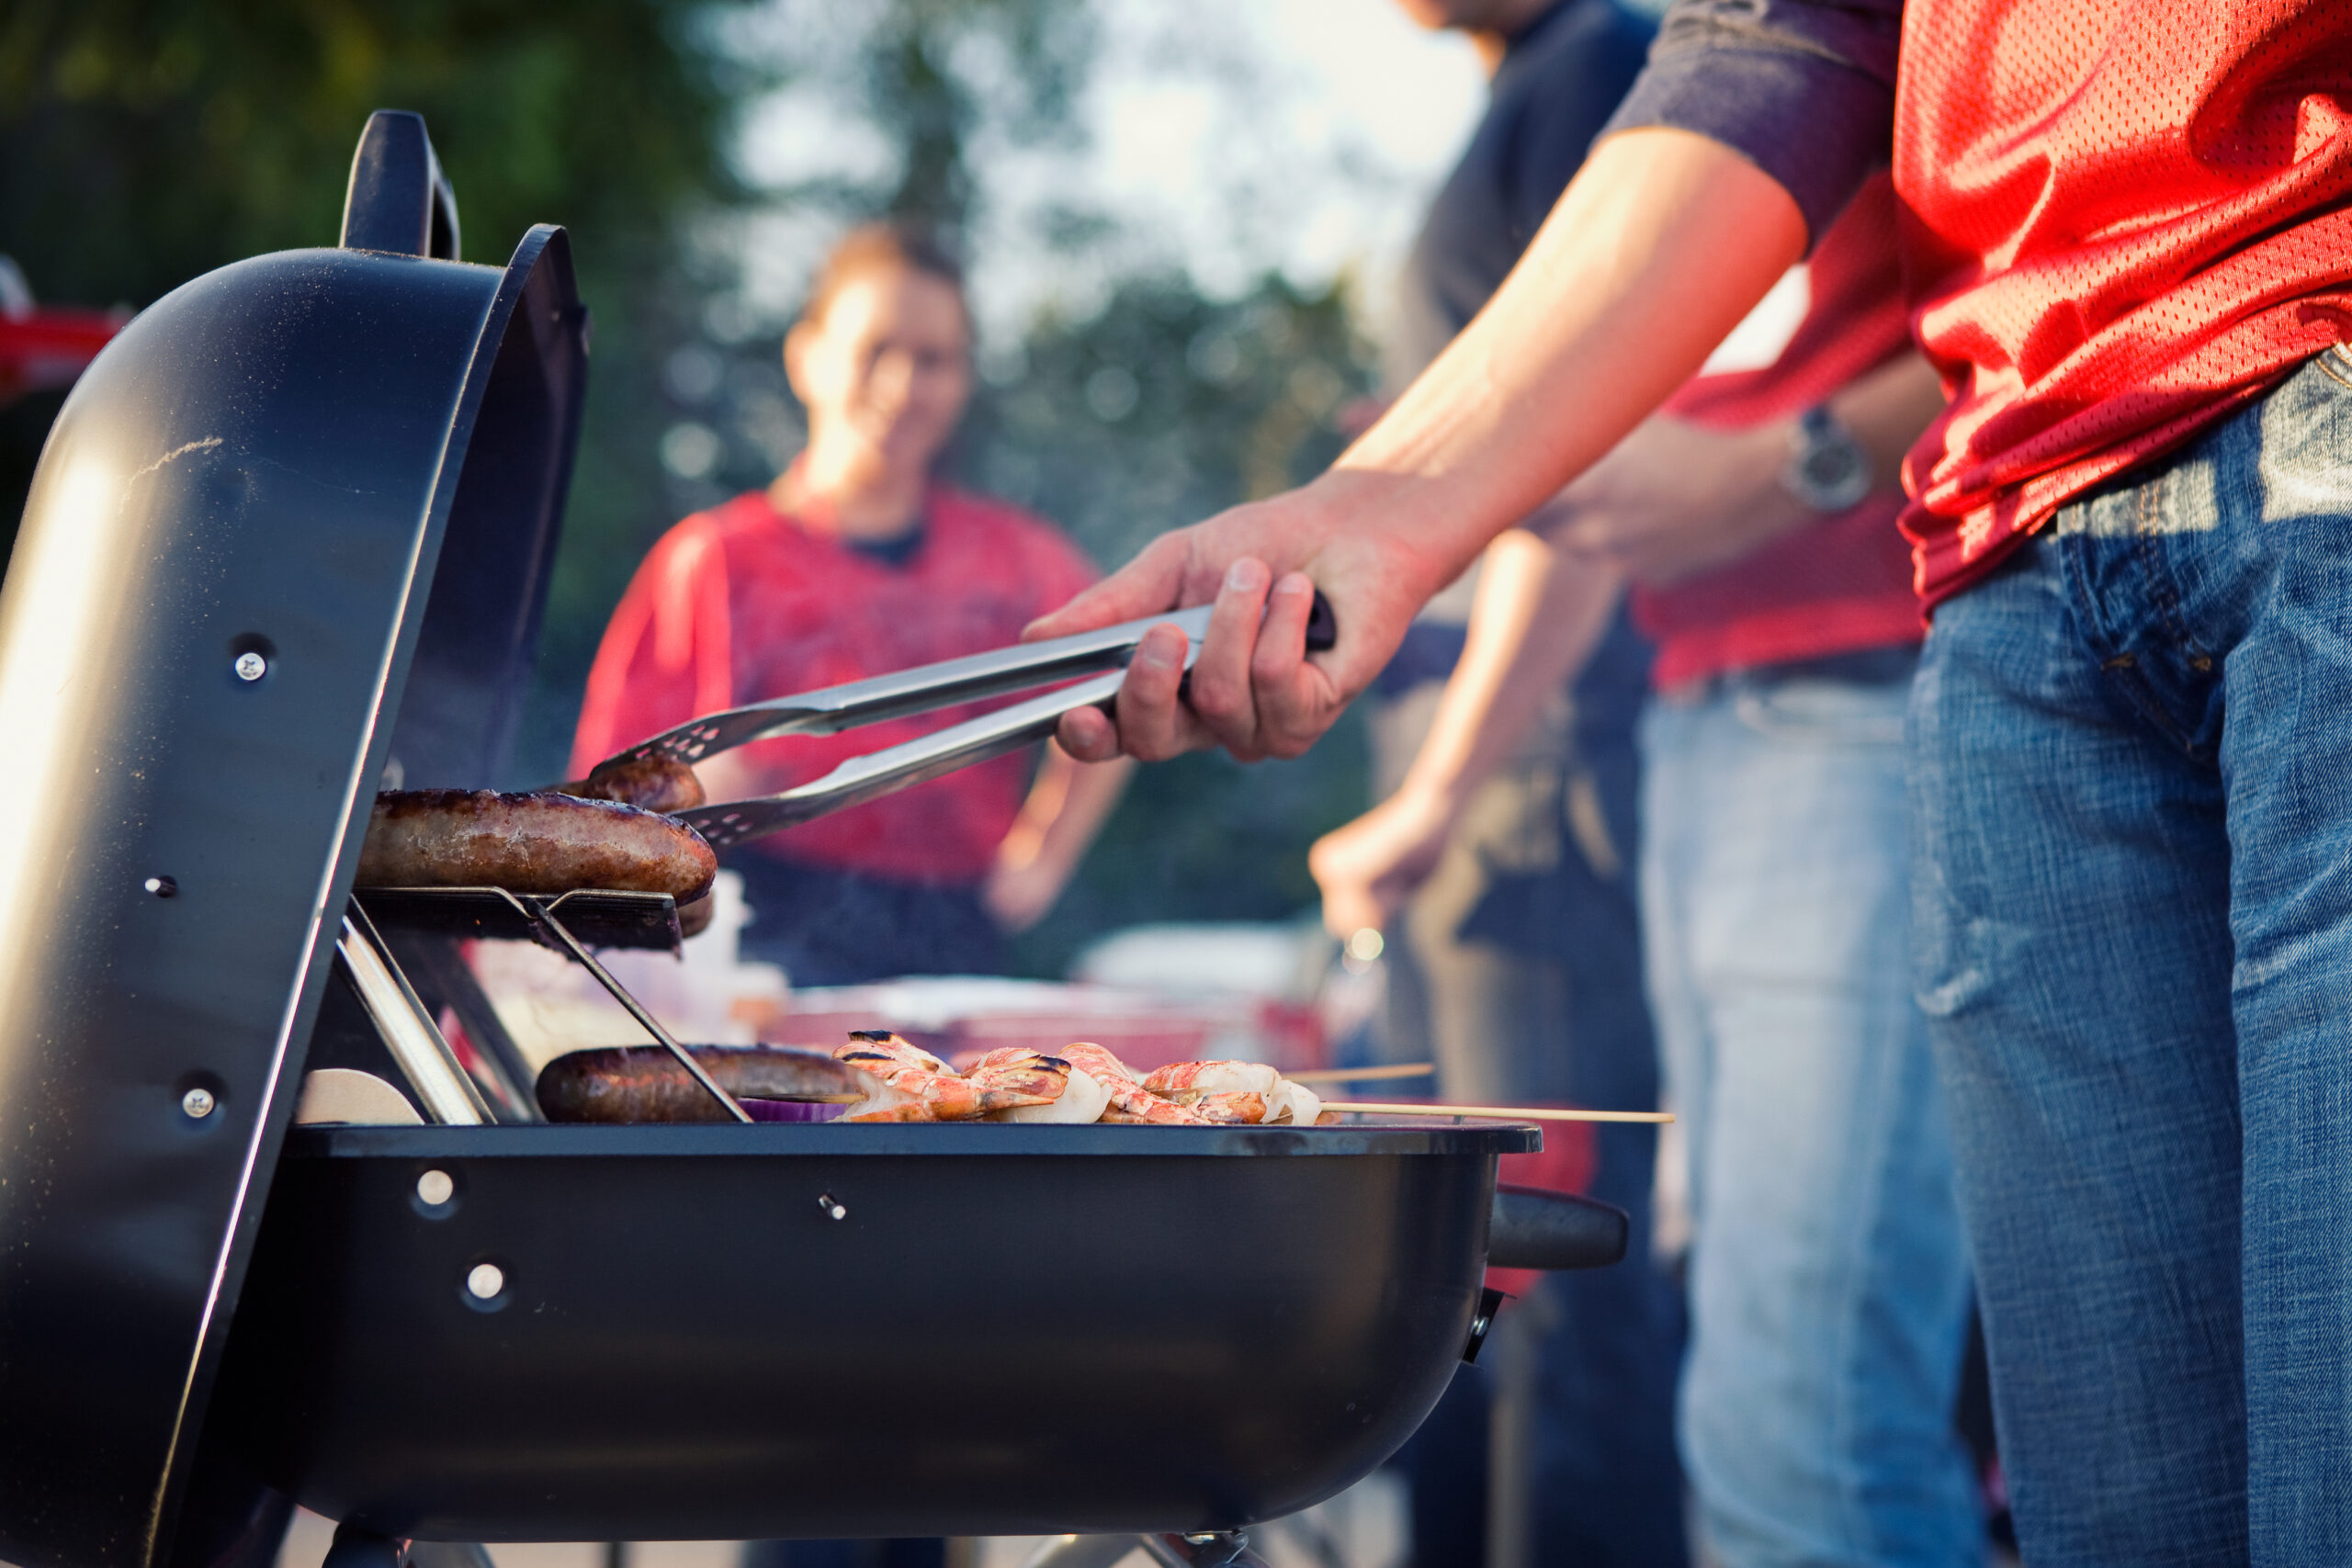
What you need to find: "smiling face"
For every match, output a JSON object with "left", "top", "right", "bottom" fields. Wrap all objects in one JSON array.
[{"left": 785, "top": 261, "right": 973, "bottom": 493}]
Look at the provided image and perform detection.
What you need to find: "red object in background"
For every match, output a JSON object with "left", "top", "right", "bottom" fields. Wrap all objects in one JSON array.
[
  {"left": 1489, "top": 1117, "right": 1600, "bottom": 1298},
  {"left": 763, "top": 981, "right": 1331, "bottom": 1082},
  {"left": 1639, "top": 175, "right": 1919, "bottom": 688},
  {"left": 0, "top": 304, "right": 122, "bottom": 410},
  {"left": 570, "top": 479, "right": 1100, "bottom": 885}
]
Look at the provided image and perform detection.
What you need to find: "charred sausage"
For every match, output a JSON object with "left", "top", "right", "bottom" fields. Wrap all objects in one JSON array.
[
  {"left": 356, "top": 789, "right": 717, "bottom": 900},
  {"left": 536, "top": 1043, "right": 866, "bottom": 1122},
  {"left": 562, "top": 754, "right": 707, "bottom": 814}
]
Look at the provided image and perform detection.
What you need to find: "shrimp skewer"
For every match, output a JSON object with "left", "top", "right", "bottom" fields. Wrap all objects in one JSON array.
[
  {"left": 979, "top": 1044, "right": 1114, "bottom": 1123},
  {"left": 833, "top": 1033, "right": 1067, "bottom": 1122},
  {"left": 1146, "top": 1058, "right": 1322, "bottom": 1124},
  {"left": 967, "top": 1046, "right": 1080, "bottom": 1103},
  {"left": 1059, "top": 1042, "right": 1208, "bottom": 1125},
  {"left": 1144, "top": 1060, "right": 1279, "bottom": 1102}
]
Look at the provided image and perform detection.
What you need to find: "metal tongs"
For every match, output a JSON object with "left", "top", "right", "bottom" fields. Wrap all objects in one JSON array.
[{"left": 596, "top": 594, "right": 1337, "bottom": 850}]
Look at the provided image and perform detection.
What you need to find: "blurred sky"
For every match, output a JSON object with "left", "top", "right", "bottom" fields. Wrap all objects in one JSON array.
[{"left": 726, "top": 0, "right": 1490, "bottom": 349}]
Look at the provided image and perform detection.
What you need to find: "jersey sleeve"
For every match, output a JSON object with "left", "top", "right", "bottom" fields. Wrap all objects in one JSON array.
[
  {"left": 568, "top": 520, "right": 739, "bottom": 776},
  {"left": 1600, "top": 0, "right": 1904, "bottom": 249}
]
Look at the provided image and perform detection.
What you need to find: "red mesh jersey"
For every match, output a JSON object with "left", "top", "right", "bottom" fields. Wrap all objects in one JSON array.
[
  {"left": 572, "top": 483, "right": 1099, "bottom": 885},
  {"left": 1637, "top": 174, "right": 1922, "bottom": 688},
  {"left": 1896, "top": 0, "right": 2352, "bottom": 605}
]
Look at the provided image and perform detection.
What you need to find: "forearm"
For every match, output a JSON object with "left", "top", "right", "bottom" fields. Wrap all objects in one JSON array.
[
  {"left": 1395, "top": 533, "right": 1623, "bottom": 814},
  {"left": 1677, "top": 350, "right": 1948, "bottom": 558},
  {"left": 1543, "top": 349, "right": 1949, "bottom": 585},
  {"left": 998, "top": 750, "right": 1131, "bottom": 877},
  {"left": 1831, "top": 350, "right": 1947, "bottom": 496},
  {"left": 1315, "top": 130, "right": 1806, "bottom": 584},
  {"left": 1033, "top": 129, "right": 1810, "bottom": 766}
]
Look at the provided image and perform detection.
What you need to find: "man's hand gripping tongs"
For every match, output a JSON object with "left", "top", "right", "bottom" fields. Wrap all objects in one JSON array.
[{"left": 593, "top": 595, "right": 1337, "bottom": 850}]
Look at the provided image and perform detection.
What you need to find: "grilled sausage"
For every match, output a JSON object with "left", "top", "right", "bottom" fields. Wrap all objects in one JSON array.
[
  {"left": 356, "top": 789, "right": 717, "bottom": 899},
  {"left": 537, "top": 1043, "right": 866, "bottom": 1123},
  {"left": 562, "top": 754, "right": 707, "bottom": 814}
]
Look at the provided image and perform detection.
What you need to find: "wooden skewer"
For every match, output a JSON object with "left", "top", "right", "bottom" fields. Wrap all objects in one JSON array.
[
  {"left": 1323, "top": 1100, "right": 1674, "bottom": 1125},
  {"left": 752, "top": 1092, "right": 1670, "bottom": 1122},
  {"left": 1287, "top": 1062, "right": 1435, "bottom": 1085}
]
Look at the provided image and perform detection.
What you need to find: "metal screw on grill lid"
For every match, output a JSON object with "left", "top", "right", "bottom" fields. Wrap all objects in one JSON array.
[
  {"left": 179, "top": 1087, "right": 216, "bottom": 1120},
  {"left": 818, "top": 1192, "right": 847, "bottom": 1221},
  {"left": 466, "top": 1262, "right": 504, "bottom": 1300},
  {"left": 144, "top": 874, "right": 176, "bottom": 898},
  {"left": 233, "top": 650, "right": 267, "bottom": 682},
  {"left": 415, "top": 1169, "right": 455, "bottom": 1207}
]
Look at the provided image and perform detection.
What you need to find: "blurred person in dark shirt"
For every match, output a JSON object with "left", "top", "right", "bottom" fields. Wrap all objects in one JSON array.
[
  {"left": 1324, "top": 1, "right": 1682, "bottom": 1562},
  {"left": 1324, "top": 175, "right": 1977, "bottom": 1565}
]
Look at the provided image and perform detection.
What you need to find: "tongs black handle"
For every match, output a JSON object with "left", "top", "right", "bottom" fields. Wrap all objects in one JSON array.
[{"left": 659, "top": 590, "right": 1337, "bottom": 851}]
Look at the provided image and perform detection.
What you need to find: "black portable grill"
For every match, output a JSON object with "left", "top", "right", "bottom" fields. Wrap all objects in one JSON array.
[{"left": 0, "top": 113, "right": 1625, "bottom": 1568}]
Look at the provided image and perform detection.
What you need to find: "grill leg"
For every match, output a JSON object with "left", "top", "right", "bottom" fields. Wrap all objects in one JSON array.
[
  {"left": 1017, "top": 1539, "right": 1146, "bottom": 1568},
  {"left": 1139, "top": 1535, "right": 1268, "bottom": 1568},
  {"left": 409, "top": 1545, "right": 498, "bottom": 1568},
  {"left": 323, "top": 1529, "right": 495, "bottom": 1568},
  {"left": 322, "top": 1523, "right": 405, "bottom": 1568}
]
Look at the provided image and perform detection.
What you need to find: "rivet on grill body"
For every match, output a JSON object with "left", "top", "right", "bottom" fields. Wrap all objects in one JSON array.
[
  {"left": 180, "top": 1087, "right": 216, "bottom": 1120},
  {"left": 144, "top": 874, "right": 176, "bottom": 898},
  {"left": 416, "top": 1169, "right": 455, "bottom": 1207},
  {"left": 467, "top": 1263, "right": 504, "bottom": 1300},
  {"left": 233, "top": 650, "right": 268, "bottom": 682},
  {"left": 818, "top": 1193, "right": 846, "bottom": 1221}
]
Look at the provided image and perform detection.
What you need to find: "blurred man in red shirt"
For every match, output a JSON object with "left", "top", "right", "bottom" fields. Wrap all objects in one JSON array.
[{"left": 576, "top": 223, "right": 1129, "bottom": 983}]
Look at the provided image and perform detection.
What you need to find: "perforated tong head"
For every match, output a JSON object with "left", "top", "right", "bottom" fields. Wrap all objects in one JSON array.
[{"left": 602, "top": 594, "right": 1335, "bottom": 851}]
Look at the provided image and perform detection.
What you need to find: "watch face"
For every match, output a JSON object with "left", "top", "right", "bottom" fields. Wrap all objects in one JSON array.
[
  {"left": 1803, "top": 446, "right": 1865, "bottom": 490},
  {"left": 1786, "top": 411, "right": 1871, "bottom": 510}
]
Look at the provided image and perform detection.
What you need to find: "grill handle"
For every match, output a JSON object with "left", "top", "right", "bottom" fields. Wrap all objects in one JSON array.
[
  {"left": 341, "top": 109, "right": 461, "bottom": 260},
  {"left": 1486, "top": 1183, "right": 1628, "bottom": 1271}
]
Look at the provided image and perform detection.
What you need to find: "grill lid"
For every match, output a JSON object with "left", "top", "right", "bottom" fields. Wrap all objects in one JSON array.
[{"left": 0, "top": 111, "right": 585, "bottom": 1568}]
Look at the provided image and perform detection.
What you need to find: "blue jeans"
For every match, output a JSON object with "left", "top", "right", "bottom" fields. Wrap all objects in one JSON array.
[
  {"left": 1385, "top": 603, "right": 1686, "bottom": 1566},
  {"left": 1643, "top": 661, "right": 1977, "bottom": 1568},
  {"left": 1909, "top": 349, "right": 2352, "bottom": 1564}
]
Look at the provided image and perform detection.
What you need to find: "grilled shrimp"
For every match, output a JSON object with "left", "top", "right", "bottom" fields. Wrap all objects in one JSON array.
[
  {"left": 1191, "top": 1090, "right": 1268, "bottom": 1124},
  {"left": 1143, "top": 1060, "right": 1279, "bottom": 1103},
  {"left": 966, "top": 1047, "right": 1075, "bottom": 1101},
  {"left": 1145, "top": 1059, "right": 1321, "bottom": 1123},
  {"left": 1058, "top": 1042, "right": 1207, "bottom": 1124},
  {"left": 833, "top": 1033, "right": 1064, "bottom": 1122},
  {"left": 1264, "top": 1080, "right": 1323, "bottom": 1125},
  {"left": 976, "top": 1046, "right": 1113, "bottom": 1123}
]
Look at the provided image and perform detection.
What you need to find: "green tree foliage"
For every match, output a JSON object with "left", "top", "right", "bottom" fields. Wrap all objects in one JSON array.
[
  {"left": 0, "top": 0, "right": 754, "bottom": 682},
  {"left": 1, "top": 0, "right": 1384, "bottom": 976}
]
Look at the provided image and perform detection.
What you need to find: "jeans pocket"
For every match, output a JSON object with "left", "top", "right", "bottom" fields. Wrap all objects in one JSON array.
[
  {"left": 2316, "top": 341, "right": 2352, "bottom": 395},
  {"left": 1731, "top": 676, "right": 1908, "bottom": 749}
]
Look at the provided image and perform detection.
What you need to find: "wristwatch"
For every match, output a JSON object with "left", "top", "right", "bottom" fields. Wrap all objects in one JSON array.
[{"left": 1781, "top": 404, "right": 1872, "bottom": 511}]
